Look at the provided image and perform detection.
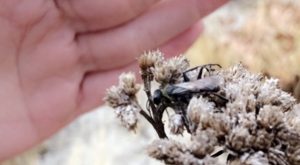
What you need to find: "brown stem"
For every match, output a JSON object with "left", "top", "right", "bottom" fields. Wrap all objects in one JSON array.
[
  {"left": 141, "top": 73, "right": 156, "bottom": 112},
  {"left": 138, "top": 105, "right": 168, "bottom": 139},
  {"left": 140, "top": 110, "right": 155, "bottom": 125},
  {"left": 154, "top": 104, "right": 168, "bottom": 139},
  {"left": 153, "top": 120, "right": 168, "bottom": 139},
  {"left": 140, "top": 72, "right": 168, "bottom": 139},
  {"left": 140, "top": 110, "right": 167, "bottom": 139}
]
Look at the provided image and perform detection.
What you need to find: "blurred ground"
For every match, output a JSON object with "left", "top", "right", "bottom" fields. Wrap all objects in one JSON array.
[{"left": 2, "top": 0, "right": 300, "bottom": 165}]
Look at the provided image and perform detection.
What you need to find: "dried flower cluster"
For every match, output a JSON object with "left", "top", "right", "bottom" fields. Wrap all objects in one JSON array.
[
  {"left": 105, "top": 50, "right": 300, "bottom": 165},
  {"left": 105, "top": 72, "right": 141, "bottom": 130}
]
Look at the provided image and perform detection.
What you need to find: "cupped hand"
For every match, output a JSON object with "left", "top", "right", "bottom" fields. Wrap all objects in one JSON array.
[{"left": 0, "top": 0, "right": 227, "bottom": 160}]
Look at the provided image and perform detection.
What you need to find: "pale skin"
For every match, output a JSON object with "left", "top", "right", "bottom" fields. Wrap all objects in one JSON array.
[{"left": 0, "top": 0, "right": 227, "bottom": 161}]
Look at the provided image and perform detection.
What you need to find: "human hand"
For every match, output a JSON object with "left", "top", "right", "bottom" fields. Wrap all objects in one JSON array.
[{"left": 0, "top": 0, "right": 227, "bottom": 160}]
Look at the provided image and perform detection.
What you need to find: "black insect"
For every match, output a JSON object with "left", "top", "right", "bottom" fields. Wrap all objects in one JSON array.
[
  {"left": 150, "top": 64, "right": 227, "bottom": 133},
  {"left": 152, "top": 64, "right": 226, "bottom": 108}
]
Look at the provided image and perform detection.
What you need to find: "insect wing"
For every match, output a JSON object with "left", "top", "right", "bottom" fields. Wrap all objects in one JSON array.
[
  {"left": 165, "top": 85, "right": 192, "bottom": 97},
  {"left": 195, "top": 76, "right": 221, "bottom": 92},
  {"left": 172, "top": 83, "right": 198, "bottom": 91},
  {"left": 174, "top": 76, "right": 221, "bottom": 93}
]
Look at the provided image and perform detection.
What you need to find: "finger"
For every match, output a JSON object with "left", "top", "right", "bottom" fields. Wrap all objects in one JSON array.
[
  {"left": 160, "top": 21, "right": 203, "bottom": 57},
  {"left": 79, "top": 62, "right": 138, "bottom": 112},
  {"left": 77, "top": 0, "right": 228, "bottom": 71},
  {"left": 55, "top": 0, "right": 160, "bottom": 32},
  {"left": 79, "top": 22, "right": 204, "bottom": 111}
]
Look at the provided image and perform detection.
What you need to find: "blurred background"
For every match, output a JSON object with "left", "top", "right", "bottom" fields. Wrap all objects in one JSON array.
[{"left": 2, "top": 0, "right": 300, "bottom": 165}]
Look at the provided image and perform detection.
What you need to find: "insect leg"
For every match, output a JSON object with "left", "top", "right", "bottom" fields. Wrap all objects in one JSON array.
[
  {"left": 183, "top": 65, "right": 208, "bottom": 82},
  {"left": 183, "top": 64, "right": 222, "bottom": 82},
  {"left": 211, "top": 149, "right": 225, "bottom": 157},
  {"left": 209, "top": 92, "right": 228, "bottom": 106},
  {"left": 182, "top": 114, "right": 191, "bottom": 133},
  {"left": 197, "top": 65, "right": 207, "bottom": 79},
  {"left": 197, "top": 64, "right": 222, "bottom": 79},
  {"left": 183, "top": 72, "right": 191, "bottom": 82}
]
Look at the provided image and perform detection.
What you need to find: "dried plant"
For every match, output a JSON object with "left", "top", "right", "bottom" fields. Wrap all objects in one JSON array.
[{"left": 105, "top": 50, "right": 300, "bottom": 165}]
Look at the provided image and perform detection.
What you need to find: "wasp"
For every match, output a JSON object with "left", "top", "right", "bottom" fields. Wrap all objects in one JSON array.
[
  {"left": 152, "top": 64, "right": 227, "bottom": 107},
  {"left": 150, "top": 64, "right": 227, "bottom": 133}
]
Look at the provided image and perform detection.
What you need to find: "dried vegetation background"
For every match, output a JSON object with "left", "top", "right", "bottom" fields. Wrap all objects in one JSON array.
[
  {"left": 187, "top": 0, "right": 300, "bottom": 101},
  {"left": 2, "top": 0, "right": 300, "bottom": 165}
]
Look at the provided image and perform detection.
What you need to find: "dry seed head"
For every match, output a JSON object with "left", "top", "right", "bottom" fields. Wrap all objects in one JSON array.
[
  {"left": 115, "top": 105, "right": 140, "bottom": 130},
  {"left": 227, "top": 126, "right": 252, "bottom": 152},
  {"left": 148, "top": 139, "right": 220, "bottom": 165},
  {"left": 153, "top": 55, "right": 190, "bottom": 85},
  {"left": 147, "top": 139, "right": 188, "bottom": 164},
  {"left": 252, "top": 129, "right": 273, "bottom": 150},
  {"left": 286, "top": 104, "right": 300, "bottom": 132},
  {"left": 200, "top": 113, "right": 231, "bottom": 137},
  {"left": 169, "top": 114, "right": 185, "bottom": 135},
  {"left": 287, "top": 147, "right": 300, "bottom": 165},
  {"left": 187, "top": 97, "right": 215, "bottom": 128},
  {"left": 119, "top": 72, "right": 140, "bottom": 95},
  {"left": 238, "top": 112, "right": 257, "bottom": 133},
  {"left": 240, "top": 152, "right": 269, "bottom": 165},
  {"left": 186, "top": 99, "right": 201, "bottom": 129},
  {"left": 138, "top": 50, "right": 164, "bottom": 70},
  {"left": 268, "top": 148, "right": 289, "bottom": 165},
  {"left": 190, "top": 129, "right": 218, "bottom": 158},
  {"left": 105, "top": 86, "right": 130, "bottom": 108},
  {"left": 105, "top": 72, "right": 139, "bottom": 108},
  {"left": 153, "top": 65, "right": 173, "bottom": 85},
  {"left": 275, "top": 126, "right": 300, "bottom": 145},
  {"left": 188, "top": 97, "right": 215, "bottom": 113},
  {"left": 257, "top": 78, "right": 296, "bottom": 111},
  {"left": 167, "top": 55, "right": 189, "bottom": 73},
  {"left": 257, "top": 105, "right": 284, "bottom": 129}
]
